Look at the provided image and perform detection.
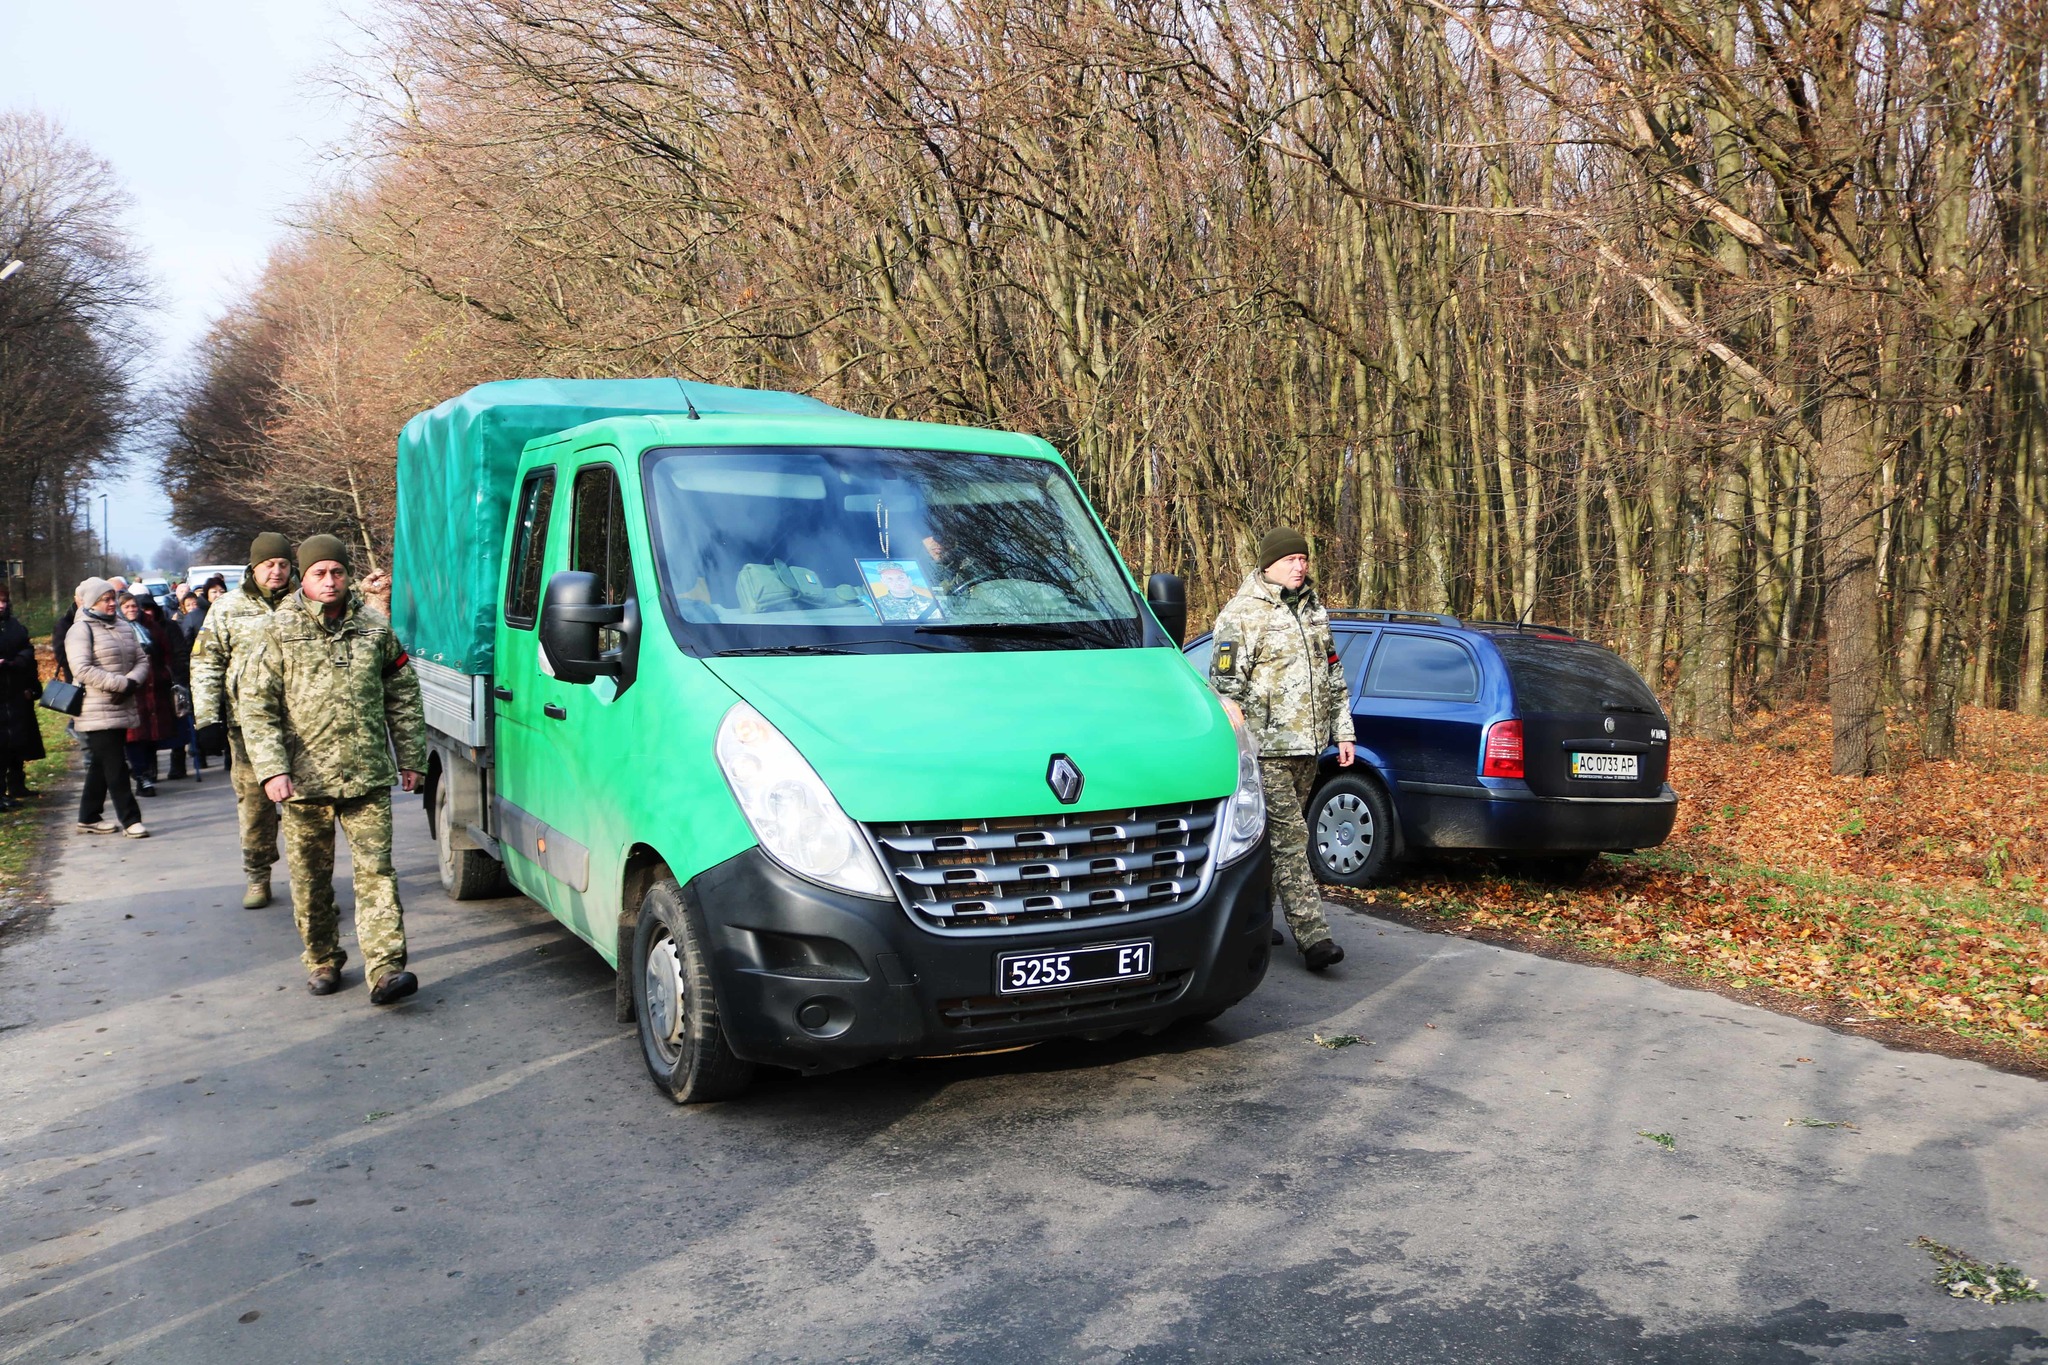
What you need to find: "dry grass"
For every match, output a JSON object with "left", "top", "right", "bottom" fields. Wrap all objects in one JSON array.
[{"left": 0, "top": 705, "right": 75, "bottom": 918}]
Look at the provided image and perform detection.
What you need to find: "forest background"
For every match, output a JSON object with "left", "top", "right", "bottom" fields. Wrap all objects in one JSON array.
[{"left": 13, "top": 0, "right": 2048, "bottom": 777}]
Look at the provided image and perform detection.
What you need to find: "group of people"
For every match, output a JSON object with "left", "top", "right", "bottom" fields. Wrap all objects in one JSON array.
[
  {"left": 58, "top": 532, "right": 427, "bottom": 1007},
  {"left": 59, "top": 574, "right": 247, "bottom": 831}
]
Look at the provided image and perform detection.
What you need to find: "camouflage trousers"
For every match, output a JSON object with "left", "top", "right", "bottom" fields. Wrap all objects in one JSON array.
[
  {"left": 1259, "top": 756, "right": 1331, "bottom": 952},
  {"left": 282, "top": 788, "right": 407, "bottom": 984},
  {"left": 228, "top": 728, "right": 281, "bottom": 881}
]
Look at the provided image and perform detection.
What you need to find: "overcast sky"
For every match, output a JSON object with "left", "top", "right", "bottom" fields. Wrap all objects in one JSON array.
[{"left": 2, "top": 0, "right": 364, "bottom": 569}]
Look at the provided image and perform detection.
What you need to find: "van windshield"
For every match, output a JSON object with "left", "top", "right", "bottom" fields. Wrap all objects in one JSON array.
[{"left": 640, "top": 445, "right": 1148, "bottom": 653}]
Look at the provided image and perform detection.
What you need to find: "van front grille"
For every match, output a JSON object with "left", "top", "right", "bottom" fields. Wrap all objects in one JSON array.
[
  {"left": 869, "top": 802, "right": 1219, "bottom": 933},
  {"left": 938, "top": 971, "right": 1195, "bottom": 1029}
]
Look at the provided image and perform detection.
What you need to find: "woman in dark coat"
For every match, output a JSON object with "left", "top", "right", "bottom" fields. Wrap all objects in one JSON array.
[
  {"left": 176, "top": 591, "right": 206, "bottom": 643},
  {"left": 0, "top": 583, "right": 45, "bottom": 812},
  {"left": 141, "top": 594, "right": 198, "bottom": 781},
  {"left": 118, "top": 588, "right": 175, "bottom": 796}
]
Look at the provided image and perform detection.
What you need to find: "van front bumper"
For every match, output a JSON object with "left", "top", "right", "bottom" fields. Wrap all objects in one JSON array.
[
  {"left": 686, "top": 842, "right": 1274, "bottom": 1074},
  {"left": 1397, "top": 780, "right": 1679, "bottom": 852}
]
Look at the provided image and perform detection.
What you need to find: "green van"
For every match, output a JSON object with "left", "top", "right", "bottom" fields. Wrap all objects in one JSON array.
[{"left": 392, "top": 379, "right": 1273, "bottom": 1101}]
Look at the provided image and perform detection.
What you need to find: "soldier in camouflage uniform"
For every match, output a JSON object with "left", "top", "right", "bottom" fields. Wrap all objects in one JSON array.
[
  {"left": 191, "top": 533, "right": 297, "bottom": 908},
  {"left": 241, "top": 535, "right": 428, "bottom": 1004},
  {"left": 1206, "top": 528, "right": 1356, "bottom": 972}
]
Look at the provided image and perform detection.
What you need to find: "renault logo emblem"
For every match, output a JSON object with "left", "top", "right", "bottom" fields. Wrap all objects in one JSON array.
[
  {"left": 1047, "top": 754, "right": 1084, "bottom": 805},
  {"left": 1604, "top": 716, "right": 1616, "bottom": 734}
]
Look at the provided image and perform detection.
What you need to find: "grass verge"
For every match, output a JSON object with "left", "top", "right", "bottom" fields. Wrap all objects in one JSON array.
[
  {"left": 0, "top": 707, "right": 75, "bottom": 925},
  {"left": 1335, "top": 704, "right": 2048, "bottom": 1072}
]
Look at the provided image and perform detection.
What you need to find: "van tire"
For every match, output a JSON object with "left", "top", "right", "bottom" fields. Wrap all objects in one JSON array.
[
  {"left": 434, "top": 772, "right": 509, "bottom": 900},
  {"left": 1307, "top": 775, "right": 1395, "bottom": 887},
  {"left": 633, "top": 874, "right": 754, "bottom": 1103}
]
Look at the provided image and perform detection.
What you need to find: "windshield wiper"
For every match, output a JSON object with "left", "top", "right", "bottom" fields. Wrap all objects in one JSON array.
[
  {"left": 914, "top": 621, "right": 1085, "bottom": 640},
  {"left": 1601, "top": 700, "right": 1657, "bottom": 714},
  {"left": 713, "top": 639, "right": 949, "bottom": 657}
]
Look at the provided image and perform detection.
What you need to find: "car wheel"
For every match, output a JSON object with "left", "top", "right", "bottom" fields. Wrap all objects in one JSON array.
[
  {"left": 633, "top": 873, "right": 754, "bottom": 1103},
  {"left": 1308, "top": 775, "right": 1394, "bottom": 887},
  {"left": 434, "top": 773, "right": 509, "bottom": 900}
]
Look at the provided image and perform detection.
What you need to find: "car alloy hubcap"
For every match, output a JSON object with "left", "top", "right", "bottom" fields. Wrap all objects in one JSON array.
[
  {"left": 1316, "top": 793, "right": 1374, "bottom": 874},
  {"left": 644, "top": 930, "right": 687, "bottom": 1058}
]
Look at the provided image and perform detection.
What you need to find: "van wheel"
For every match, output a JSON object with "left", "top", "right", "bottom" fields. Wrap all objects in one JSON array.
[
  {"left": 633, "top": 874, "right": 754, "bottom": 1103},
  {"left": 435, "top": 774, "right": 509, "bottom": 900},
  {"left": 1308, "top": 775, "right": 1394, "bottom": 887}
]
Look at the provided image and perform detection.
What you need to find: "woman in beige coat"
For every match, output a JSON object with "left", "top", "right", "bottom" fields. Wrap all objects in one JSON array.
[{"left": 65, "top": 578, "right": 149, "bottom": 837}]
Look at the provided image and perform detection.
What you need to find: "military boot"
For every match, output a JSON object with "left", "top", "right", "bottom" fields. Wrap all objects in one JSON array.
[
  {"left": 243, "top": 879, "right": 272, "bottom": 910},
  {"left": 369, "top": 971, "right": 419, "bottom": 1006}
]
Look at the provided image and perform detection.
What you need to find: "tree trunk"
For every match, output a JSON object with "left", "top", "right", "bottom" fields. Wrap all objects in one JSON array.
[{"left": 1813, "top": 289, "right": 1888, "bottom": 775}]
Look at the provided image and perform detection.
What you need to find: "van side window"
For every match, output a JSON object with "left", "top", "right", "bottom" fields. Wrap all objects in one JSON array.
[
  {"left": 571, "top": 463, "right": 633, "bottom": 606},
  {"left": 504, "top": 469, "right": 556, "bottom": 629},
  {"left": 572, "top": 462, "right": 634, "bottom": 655},
  {"left": 1365, "top": 634, "right": 1478, "bottom": 701}
]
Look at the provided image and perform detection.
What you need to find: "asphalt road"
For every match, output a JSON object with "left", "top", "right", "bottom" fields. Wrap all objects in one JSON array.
[{"left": 2, "top": 769, "right": 2046, "bottom": 1364}]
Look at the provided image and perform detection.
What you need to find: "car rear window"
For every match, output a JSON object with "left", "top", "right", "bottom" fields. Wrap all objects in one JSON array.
[
  {"left": 1493, "top": 636, "right": 1662, "bottom": 714},
  {"left": 1364, "top": 634, "right": 1479, "bottom": 701}
]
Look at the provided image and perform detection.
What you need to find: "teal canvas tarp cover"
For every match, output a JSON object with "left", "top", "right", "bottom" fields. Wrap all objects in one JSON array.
[{"left": 391, "top": 377, "right": 839, "bottom": 674}]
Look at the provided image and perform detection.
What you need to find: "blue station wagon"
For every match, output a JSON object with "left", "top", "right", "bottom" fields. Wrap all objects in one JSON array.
[{"left": 1184, "top": 611, "right": 1678, "bottom": 884}]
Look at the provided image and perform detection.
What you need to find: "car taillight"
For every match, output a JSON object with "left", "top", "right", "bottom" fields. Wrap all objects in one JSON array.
[{"left": 1482, "top": 720, "right": 1525, "bottom": 778}]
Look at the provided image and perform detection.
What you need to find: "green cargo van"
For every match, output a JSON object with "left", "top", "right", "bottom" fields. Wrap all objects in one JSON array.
[{"left": 392, "top": 379, "right": 1273, "bottom": 1101}]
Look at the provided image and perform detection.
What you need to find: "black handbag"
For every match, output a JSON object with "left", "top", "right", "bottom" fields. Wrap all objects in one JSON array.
[{"left": 39, "top": 678, "right": 84, "bottom": 716}]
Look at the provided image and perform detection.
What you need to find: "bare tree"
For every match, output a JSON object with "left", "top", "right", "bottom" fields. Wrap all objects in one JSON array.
[
  {"left": 162, "top": 0, "right": 2048, "bottom": 755},
  {"left": 0, "top": 109, "right": 153, "bottom": 609}
]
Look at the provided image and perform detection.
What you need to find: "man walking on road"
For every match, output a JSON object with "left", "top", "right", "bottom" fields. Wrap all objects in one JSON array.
[
  {"left": 241, "top": 535, "right": 428, "bottom": 1004},
  {"left": 1205, "top": 529, "right": 1356, "bottom": 972},
  {"left": 192, "top": 534, "right": 296, "bottom": 908}
]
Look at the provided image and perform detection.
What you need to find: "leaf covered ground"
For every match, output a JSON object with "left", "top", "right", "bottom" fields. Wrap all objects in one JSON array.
[{"left": 1345, "top": 705, "right": 2048, "bottom": 1063}]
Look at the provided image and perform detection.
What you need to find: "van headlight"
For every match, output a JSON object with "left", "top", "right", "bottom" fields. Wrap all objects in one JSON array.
[
  {"left": 1213, "top": 710, "right": 1267, "bottom": 866},
  {"left": 714, "top": 702, "right": 890, "bottom": 898}
]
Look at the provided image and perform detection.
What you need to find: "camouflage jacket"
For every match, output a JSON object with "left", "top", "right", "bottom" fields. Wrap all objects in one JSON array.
[
  {"left": 1206, "top": 572, "right": 1355, "bottom": 757},
  {"left": 240, "top": 589, "right": 428, "bottom": 801},
  {"left": 191, "top": 575, "right": 296, "bottom": 730}
]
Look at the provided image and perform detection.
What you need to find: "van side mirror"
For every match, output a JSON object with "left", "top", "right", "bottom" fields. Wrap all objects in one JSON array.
[
  {"left": 539, "top": 571, "right": 632, "bottom": 686},
  {"left": 1146, "top": 573, "right": 1187, "bottom": 646}
]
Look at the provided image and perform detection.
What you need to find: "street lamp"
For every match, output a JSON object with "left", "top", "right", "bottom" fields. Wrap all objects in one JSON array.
[
  {"left": 99, "top": 492, "right": 108, "bottom": 576},
  {"left": 0, "top": 259, "right": 21, "bottom": 282}
]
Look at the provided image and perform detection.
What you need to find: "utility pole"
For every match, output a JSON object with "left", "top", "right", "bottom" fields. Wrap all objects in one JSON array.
[{"left": 99, "top": 492, "right": 108, "bottom": 576}]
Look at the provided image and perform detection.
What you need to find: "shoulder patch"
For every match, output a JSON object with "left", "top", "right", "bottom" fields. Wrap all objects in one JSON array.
[{"left": 1215, "top": 641, "right": 1236, "bottom": 674}]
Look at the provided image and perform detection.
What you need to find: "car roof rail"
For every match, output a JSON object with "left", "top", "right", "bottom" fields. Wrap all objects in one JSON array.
[
  {"left": 1463, "top": 618, "right": 1582, "bottom": 638},
  {"left": 1328, "top": 608, "right": 1463, "bottom": 628}
]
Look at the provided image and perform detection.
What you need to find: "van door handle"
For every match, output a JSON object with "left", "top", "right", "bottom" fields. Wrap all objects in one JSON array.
[
  {"left": 492, "top": 685, "right": 514, "bottom": 702},
  {"left": 543, "top": 702, "right": 567, "bottom": 720}
]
